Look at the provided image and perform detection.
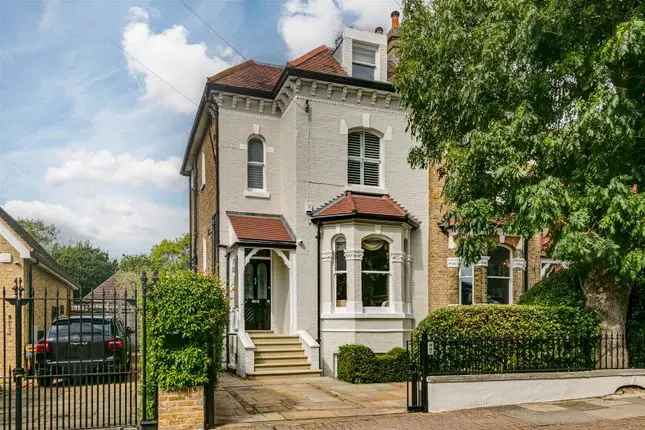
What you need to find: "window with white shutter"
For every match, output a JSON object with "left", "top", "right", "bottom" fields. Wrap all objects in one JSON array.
[
  {"left": 247, "top": 138, "right": 265, "bottom": 190},
  {"left": 347, "top": 130, "right": 381, "bottom": 187}
]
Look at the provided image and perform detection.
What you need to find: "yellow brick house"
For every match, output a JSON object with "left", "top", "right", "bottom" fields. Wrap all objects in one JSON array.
[{"left": 0, "top": 207, "right": 79, "bottom": 376}]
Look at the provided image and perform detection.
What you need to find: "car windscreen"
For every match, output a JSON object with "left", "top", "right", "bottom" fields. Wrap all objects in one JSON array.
[{"left": 48, "top": 320, "right": 113, "bottom": 337}]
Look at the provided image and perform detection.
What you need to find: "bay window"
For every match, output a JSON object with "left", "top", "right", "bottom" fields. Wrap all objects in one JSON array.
[
  {"left": 334, "top": 237, "right": 347, "bottom": 307},
  {"left": 361, "top": 239, "right": 389, "bottom": 307}
]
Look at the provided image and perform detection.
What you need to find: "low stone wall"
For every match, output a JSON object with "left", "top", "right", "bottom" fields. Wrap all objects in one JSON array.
[
  {"left": 158, "top": 388, "right": 205, "bottom": 430},
  {"left": 427, "top": 369, "right": 645, "bottom": 412}
]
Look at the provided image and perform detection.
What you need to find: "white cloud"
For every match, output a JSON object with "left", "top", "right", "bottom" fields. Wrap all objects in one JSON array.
[
  {"left": 45, "top": 150, "right": 183, "bottom": 190},
  {"left": 279, "top": 0, "right": 343, "bottom": 58},
  {"left": 3, "top": 198, "right": 186, "bottom": 257},
  {"left": 278, "top": 0, "right": 396, "bottom": 58},
  {"left": 122, "top": 7, "right": 233, "bottom": 113},
  {"left": 39, "top": 0, "right": 61, "bottom": 32}
]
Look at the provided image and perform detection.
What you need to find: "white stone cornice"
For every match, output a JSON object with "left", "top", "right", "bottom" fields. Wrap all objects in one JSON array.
[
  {"left": 475, "top": 256, "right": 490, "bottom": 267},
  {"left": 511, "top": 258, "right": 527, "bottom": 270},
  {"left": 321, "top": 251, "right": 333, "bottom": 262}
]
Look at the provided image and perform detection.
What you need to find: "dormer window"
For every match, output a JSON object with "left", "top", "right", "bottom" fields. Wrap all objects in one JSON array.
[{"left": 352, "top": 42, "right": 376, "bottom": 80}]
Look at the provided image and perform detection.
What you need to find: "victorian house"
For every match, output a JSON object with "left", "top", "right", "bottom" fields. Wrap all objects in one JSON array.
[{"left": 181, "top": 11, "right": 543, "bottom": 378}]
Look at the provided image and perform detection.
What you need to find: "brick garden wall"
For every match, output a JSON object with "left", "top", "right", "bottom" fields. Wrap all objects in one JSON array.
[{"left": 158, "top": 388, "right": 205, "bottom": 430}]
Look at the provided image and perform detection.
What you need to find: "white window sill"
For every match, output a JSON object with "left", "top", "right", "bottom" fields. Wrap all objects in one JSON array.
[
  {"left": 346, "top": 184, "right": 386, "bottom": 195},
  {"left": 244, "top": 189, "right": 270, "bottom": 199},
  {"left": 321, "top": 312, "right": 413, "bottom": 320}
]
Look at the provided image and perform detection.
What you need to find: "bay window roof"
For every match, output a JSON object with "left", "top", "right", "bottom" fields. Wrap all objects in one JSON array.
[{"left": 311, "top": 191, "right": 419, "bottom": 228}]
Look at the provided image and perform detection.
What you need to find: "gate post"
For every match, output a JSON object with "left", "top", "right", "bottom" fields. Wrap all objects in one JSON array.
[
  {"left": 420, "top": 333, "right": 429, "bottom": 412},
  {"left": 140, "top": 272, "right": 157, "bottom": 430},
  {"left": 13, "top": 278, "right": 24, "bottom": 430}
]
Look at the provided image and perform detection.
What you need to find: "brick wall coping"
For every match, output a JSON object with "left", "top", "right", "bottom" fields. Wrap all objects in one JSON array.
[{"left": 427, "top": 369, "right": 645, "bottom": 384}]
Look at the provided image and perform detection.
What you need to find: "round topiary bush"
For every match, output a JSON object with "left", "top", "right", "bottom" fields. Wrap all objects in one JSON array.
[{"left": 337, "top": 344, "right": 410, "bottom": 383}]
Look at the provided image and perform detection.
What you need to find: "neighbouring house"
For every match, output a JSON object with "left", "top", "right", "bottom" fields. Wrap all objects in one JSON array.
[
  {"left": 181, "top": 11, "right": 544, "bottom": 378},
  {"left": 0, "top": 207, "right": 79, "bottom": 376},
  {"left": 78, "top": 274, "right": 137, "bottom": 335}
]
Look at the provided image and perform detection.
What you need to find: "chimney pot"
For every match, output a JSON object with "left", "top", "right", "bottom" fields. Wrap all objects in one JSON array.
[
  {"left": 375, "top": 26, "right": 384, "bottom": 34},
  {"left": 391, "top": 10, "right": 400, "bottom": 31}
]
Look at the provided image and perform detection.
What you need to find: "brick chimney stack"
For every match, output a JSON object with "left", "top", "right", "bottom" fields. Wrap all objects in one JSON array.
[{"left": 387, "top": 11, "right": 401, "bottom": 81}]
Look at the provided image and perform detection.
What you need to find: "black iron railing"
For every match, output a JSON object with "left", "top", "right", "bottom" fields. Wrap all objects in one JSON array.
[{"left": 407, "top": 331, "right": 644, "bottom": 412}]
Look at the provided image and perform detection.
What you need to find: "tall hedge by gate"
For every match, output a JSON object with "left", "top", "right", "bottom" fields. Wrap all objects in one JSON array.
[{"left": 146, "top": 270, "right": 227, "bottom": 427}]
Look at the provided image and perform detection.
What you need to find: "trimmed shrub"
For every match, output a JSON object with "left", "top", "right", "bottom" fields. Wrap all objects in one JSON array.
[
  {"left": 337, "top": 345, "right": 409, "bottom": 383},
  {"left": 147, "top": 270, "right": 227, "bottom": 391},
  {"left": 518, "top": 269, "right": 585, "bottom": 309},
  {"left": 414, "top": 305, "right": 600, "bottom": 374},
  {"left": 415, "top": 305, "right": 599, "bottom": 339}
]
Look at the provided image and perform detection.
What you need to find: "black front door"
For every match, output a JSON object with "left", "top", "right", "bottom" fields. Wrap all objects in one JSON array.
[{"left": 244, "top": 259, "right": 271, "bottom": 330}]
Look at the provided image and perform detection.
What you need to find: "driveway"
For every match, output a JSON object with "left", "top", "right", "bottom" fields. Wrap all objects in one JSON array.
[{"left": 216, "top": 374, "right": 645, "bottom": 429}]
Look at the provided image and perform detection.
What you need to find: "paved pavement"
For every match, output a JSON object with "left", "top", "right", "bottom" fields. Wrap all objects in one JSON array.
[{"left": 216, "top": 373, "right": 645, "bottom": 429}]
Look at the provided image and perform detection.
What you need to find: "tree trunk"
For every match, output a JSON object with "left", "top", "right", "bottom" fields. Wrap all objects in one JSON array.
[{"left": 582, "top": 267, "right": 632, "bottom": 369}]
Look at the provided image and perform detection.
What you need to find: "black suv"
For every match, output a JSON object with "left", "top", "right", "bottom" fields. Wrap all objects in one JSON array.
[{"left": 34, "top": 316, "right": 131, "bottom": 386}]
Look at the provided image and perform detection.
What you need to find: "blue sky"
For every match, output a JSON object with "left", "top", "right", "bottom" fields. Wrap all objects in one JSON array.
[{"left": 0, "top": 0, "right": 398, "bottom": 258}]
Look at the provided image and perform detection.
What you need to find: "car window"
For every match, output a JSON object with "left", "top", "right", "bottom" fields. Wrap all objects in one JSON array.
[{"left": 48, "top": 319, "right": 112, "bottom": 337}]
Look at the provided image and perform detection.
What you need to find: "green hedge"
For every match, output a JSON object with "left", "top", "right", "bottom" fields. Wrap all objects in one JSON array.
[
  {"left": 518, "top": 269, "right": 585, "bottom": 309},
  {"left": 147, "top": 270, "right": 227, "bottom": 391},
  {"left": 415, "top": 305, "right": 599, "bottom": 339},
  {"left": 414, "top": 305, "right": 600, "bottom": 374},
  {"left": 337, "top": 345, "right": 409, "bottom": 383}
]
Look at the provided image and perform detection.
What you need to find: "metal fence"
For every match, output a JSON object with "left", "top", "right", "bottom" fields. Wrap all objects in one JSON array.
[
  {"left": 407, "top": 331, "right": 645, "bottom": 412},
  {"left": 0, "top": 275, "right": 158, "bottom": 430}
]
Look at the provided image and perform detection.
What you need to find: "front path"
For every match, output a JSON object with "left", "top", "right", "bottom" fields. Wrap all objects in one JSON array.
[
  {"left": 217, "top": 374, "right": 645, "bottom": 429},
  {"left": 215, "top": 373, "right": 406, "bottom": 426}
]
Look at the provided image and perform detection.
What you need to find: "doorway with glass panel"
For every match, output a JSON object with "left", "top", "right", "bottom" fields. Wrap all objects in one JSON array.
[{"left": 244, "top": 251, "right": 271, "bottom": 330}]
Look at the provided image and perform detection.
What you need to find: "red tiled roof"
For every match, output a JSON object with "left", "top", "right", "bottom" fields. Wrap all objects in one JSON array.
[
  {"left": 227, "top": 212, "right": 295, "bottom": 244},
  {"left": 207, "top": 60, "right": 283, "bottom": 93},
  {"left": 312, "top": 191, "right": 418, "bottom": 226},
  {"left": 208, "top": 45, "right": 346, "bottom": 93},
  {"left": 287, "top": 45, "right": 347, "bottom": 76}
]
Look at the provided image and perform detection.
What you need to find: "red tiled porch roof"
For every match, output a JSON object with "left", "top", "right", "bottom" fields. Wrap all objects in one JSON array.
[
  {"left": 311, "top": 191, "right": 419, "bottom": 227},
  {"left": 227, "top": 212, "right": 296, "bottom": 246}
]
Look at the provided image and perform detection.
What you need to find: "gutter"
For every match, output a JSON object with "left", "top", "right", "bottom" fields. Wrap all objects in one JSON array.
[{"left": 316, "top": 221, "right": 322, "bottom": 373}]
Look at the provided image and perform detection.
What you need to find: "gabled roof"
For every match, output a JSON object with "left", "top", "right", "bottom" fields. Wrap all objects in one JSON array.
[
  {"left": 227, "top": 212, "right": 296, "bottom": 248},
  {"left": 207, "top": 45, "right": 347, "bottom": 95},
  {"left": 0, "top": 207, "right": 80, "bottom": 291},
  {"left": 311, "top": 191, "right": 419, "bottom": 228},
  {"left": 287, "top": 45, "right": 347, "bottom": 76}
]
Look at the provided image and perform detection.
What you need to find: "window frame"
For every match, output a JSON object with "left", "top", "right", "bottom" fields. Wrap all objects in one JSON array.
[
  {"left": 351, "top": 42, "right": 377, "bottom": 81},
  {"left": 333, "top": 236, "right": 347, "bottom": 309},
  {"left": 246, "top": 136, "right": 266, "bottom": 192},
  {"left": 347, "top": 129, "right": 382, "bottom": 188},
  {"left": 459, "top": 264, "right": 474, "bottom": 305},
  {"left": 361, "top": 238, "right": 390, "bottom": 310},
  {"left": 486, "top": 246, "right": 513, "bottom": 304}
]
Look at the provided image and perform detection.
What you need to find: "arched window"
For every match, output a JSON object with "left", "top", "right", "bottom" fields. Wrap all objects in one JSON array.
[
  {"left": 487, "top": 246, "right": 511, "bottom": 304},
  {"left": 247, "top": 137, "right": 264, "bottom": 190},
  {"left": 362, "top": 239, "right": 389, "bottom": 307},
  {"left": 348, "top": 130, "right": 380, "bottom": 187},
  {"left": 460, "top": 264, "right": 474, "bottom": 305},
  {"left": 333, "top": 237, "right": 347, "bottom": 307}
]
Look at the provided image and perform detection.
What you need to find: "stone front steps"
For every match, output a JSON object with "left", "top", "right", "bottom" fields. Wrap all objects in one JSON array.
[{"left": 247, "top": 331, "right": 321, "bottom": 379}]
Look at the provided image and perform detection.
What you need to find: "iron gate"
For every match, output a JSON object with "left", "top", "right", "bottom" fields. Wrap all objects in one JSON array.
[
  {"left": 1, "top": 276, "right": 158, "bottom": 430},
  {"left": 406, "top": 333, "right": 428, "bottom": 412}
]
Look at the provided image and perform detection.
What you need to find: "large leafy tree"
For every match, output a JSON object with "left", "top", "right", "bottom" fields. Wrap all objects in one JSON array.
[
  {"left": 396, "top": 0, "right": 644, "bottom": 331},
  {"left": 18, "top": 218, "right": 59, "bottom": 252},
  {"left": 52, "top": 242, "right": 118, "bottom": 297}
]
